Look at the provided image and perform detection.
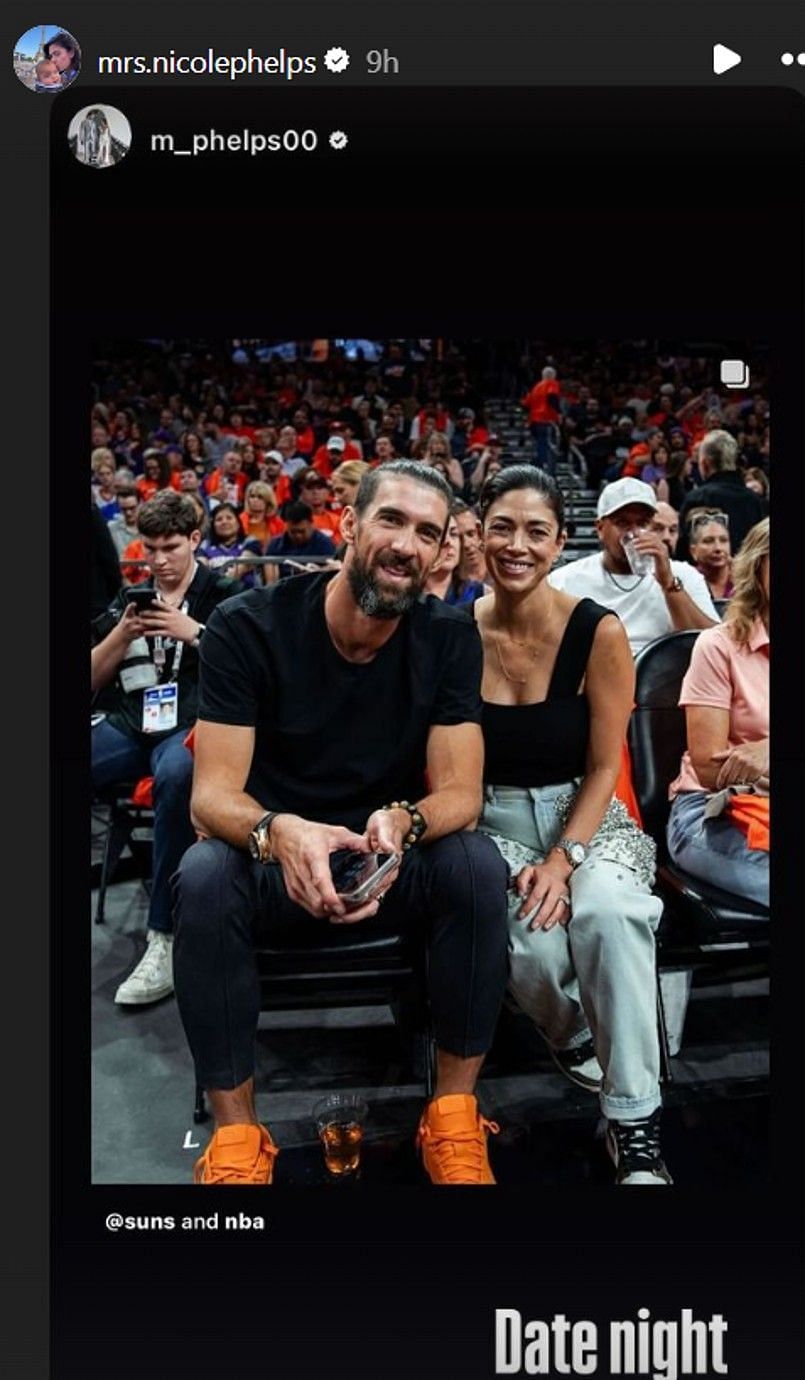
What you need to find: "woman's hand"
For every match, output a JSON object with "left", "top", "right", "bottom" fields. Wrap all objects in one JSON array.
[
  {"left": 513, "top": 856, "right": 573, "bottom": 931},
  {"left": 711, "top": 738, "right": 769, "bottom": 789}
]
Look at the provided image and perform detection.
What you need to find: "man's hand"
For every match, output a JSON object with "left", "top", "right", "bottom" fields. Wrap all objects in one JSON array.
[
  {"left": 711, "top": 739, "right": 770, "bottom": 789},
  {"left": 270, "top": 815, "right": 380, "bottom": 922},
  {"left": 115, "top": 600, "right": 149, "bottom": 643},
  {"left": 365, "top": 806, "right": 409, "bottom": 855},
  {"left": 513, "top": 856, "right": 573, "bottom": 932},
  {"left": 362, "top": 807, "right": 405, "bottom": 898},
  {"left": 140, "top": 605, "right": 203, "bottom": 644},
  {"left": 628, "top": 529, "right": 674, "bottom": 589}
]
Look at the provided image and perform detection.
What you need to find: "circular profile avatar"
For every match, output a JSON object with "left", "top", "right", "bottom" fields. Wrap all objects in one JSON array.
[
  {"left": 68, "top": 106, "right": 132, "bottom": 169},
  {"left": 13, "top": 25, "right": 81, "bottom": 92}
]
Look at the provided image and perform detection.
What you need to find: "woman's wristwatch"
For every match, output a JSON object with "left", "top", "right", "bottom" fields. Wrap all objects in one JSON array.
[{"left": 552, "top": 837, "right": 587, "bottom": 869}]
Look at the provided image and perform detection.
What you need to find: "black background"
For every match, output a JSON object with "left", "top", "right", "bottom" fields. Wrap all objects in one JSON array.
[{"left": 53, "top": 86, "right": 803, "bottom": 1377}]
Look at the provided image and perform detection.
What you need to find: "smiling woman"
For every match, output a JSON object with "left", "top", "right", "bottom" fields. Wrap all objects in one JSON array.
[{"left": 473, "top": 464, "right": 670, "bottom": 1186}]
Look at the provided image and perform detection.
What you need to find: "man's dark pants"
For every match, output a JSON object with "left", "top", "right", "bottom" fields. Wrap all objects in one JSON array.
[{"left": 172, "top": 831, "right": 510, "bottom": 1091}]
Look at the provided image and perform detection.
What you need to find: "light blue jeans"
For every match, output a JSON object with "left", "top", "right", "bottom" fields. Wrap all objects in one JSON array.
[
  {"left": 479, "top": 782, "right": 663, "bottom": 1122},
  {"left": 667, "top": 791, "right": 769, "bottom": 909}
]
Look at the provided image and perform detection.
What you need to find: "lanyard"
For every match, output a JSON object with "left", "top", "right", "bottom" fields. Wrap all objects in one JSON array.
[{"left": 152, "top": 598, "right": 189, "bottom": 683}]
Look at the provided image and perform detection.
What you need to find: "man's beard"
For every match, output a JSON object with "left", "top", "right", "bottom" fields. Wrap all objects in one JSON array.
[{"left": 347, "top": 551, "right": 424, "bottom": 618}]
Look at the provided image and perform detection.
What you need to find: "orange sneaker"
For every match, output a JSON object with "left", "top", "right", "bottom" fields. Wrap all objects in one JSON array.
[
  {"left": 416, "top": 1094, "right": 499, "bottom": 1184},
  {"left": 194, "top": 1123, "right": 279, "bottom": 1184}
]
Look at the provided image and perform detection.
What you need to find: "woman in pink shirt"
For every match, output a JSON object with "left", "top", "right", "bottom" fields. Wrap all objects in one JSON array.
[{"left": 666, "top": 519, "right": 769, "bottom": 905}]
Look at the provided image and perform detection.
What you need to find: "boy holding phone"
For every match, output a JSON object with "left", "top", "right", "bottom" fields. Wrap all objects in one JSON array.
[
  {"left": 174, "top": 463, "right": 510, "bottom": 1186},
  {"left": 91, "top": 492, "right": 239, "bottom": 1005}
]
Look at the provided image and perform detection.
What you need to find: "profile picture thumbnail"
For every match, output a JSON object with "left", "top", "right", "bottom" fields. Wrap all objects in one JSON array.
[
  {"left": 13, "top": 25, "right": 81, "bottom": 92},
  {"left": 68, "top": 106, "right": 132, "bottom": 169}
]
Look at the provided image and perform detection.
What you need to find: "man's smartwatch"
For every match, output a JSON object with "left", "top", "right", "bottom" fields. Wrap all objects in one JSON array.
[
  {"left": 190, "top": 622, "right": 206, "bottom": 649},
  {"left": 247, "top": 811, "right": 282, "bottom": 864},
  {"left": 553, "top": 837, "right": 587, "bottom": 869},
  {"left": 664, "top": 575, "right": 684, "bottom": 594}
]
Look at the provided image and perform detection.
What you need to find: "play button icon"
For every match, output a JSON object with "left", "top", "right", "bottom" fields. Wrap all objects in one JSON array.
[{"left": 713, "top": 44, "right": 742, "bottom": 75}]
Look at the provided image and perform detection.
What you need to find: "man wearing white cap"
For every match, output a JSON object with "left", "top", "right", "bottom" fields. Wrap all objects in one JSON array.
[{"left": 549, "top": 477, "right": 717, "bottom": 656}]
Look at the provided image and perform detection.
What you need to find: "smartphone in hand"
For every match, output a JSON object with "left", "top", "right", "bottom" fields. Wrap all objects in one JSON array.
[{"left": 329, "top": 849, "right": 400, "bottom": 909}]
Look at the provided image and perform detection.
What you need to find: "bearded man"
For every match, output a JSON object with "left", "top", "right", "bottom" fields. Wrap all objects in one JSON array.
[{"left": 173, "top": 462, "right": 510, "bottom": 1185}]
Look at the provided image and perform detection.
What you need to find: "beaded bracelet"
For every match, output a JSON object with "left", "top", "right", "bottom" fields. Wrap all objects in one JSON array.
[{"left": 381, "top": 799, "right": 428, "bottom": 850}]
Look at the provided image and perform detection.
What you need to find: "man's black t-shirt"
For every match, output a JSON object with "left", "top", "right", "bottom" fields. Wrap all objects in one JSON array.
[{"left": 198, "top": 572, "right": 483, "bottom": 831}]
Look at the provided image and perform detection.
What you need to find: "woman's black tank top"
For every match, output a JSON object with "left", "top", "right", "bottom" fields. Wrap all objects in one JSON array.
[{"left": 479, "top": 598, "right": 612, "bottom": 787}]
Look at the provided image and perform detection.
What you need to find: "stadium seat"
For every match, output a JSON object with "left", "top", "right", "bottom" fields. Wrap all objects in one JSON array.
[
  {"left": 629, "top": 630, "right": 769, "bottom": 965},
  {"left": 93, "top": 778, "right": 154, "bottom": 925}
]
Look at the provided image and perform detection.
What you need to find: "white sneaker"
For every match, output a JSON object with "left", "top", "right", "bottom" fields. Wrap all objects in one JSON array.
[{"left": 114, "top": 931, "right": 174, "bottom": 1005}]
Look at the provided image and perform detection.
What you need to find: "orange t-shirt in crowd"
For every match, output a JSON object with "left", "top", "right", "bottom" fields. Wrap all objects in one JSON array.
[
  {"left": 240, "top": 511, "right": 286, "bottom": 546},
  {"left": 221, "top": 423, "right": 258, "bottom": 442},
  {"left": 136, "top": 475, "right": 181, "bottom": 503},
  {"left": 205, "top": 469, "right": 249, "bottom": 504},
  {"left": 272, "top": 474, "right": 293, "bottom": 506},
  {"left": 120, "top": 538, "right": 150, "bottom": 586},
  {"left": 522, "top": 379, "right": 561, "bottom": 424},
  {"left": 312, "top": 511, "right": 343, "bottom": 541},
  {"left": 312, "top": 441, "right": 362, "bottom": 478},
  {"left": 295, "top": 426, "right": 316, "bottom": 456}
]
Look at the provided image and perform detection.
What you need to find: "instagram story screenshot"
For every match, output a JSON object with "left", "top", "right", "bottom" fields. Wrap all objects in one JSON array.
[{"left": 3, "top": 1, "right": 804, "bottom": 1375}]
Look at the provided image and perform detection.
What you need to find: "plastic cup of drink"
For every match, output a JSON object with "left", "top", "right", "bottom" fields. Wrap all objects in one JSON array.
[
  {"left": 620, "top": 529, "right": 655, "bottom": 576},
  {"left": 313, "top": 1094, "right": 368, "bottom": 1178}
]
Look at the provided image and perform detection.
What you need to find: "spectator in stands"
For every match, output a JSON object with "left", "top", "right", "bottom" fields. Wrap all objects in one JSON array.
[
  {"left": 423, "top": 508, "right": 486, "bottom": 607},
  {"left": 91, "top": 493, "right": 238, "bottom": 1005},
  {"left": 178, "top": 466, "right": 210, "bottom": 513},
  {"left": 454, "top": 499, "right": 488, "bottom": 585},
  {"left": 688, "top": 512, "right": 734, "bottom": 601},
  {"left": 240, "top": 481, "right": 285, "bottom": 548},
  {"left": 372, "top": 435, "right": 398, "bottom": 465},
  {"left": 665, "top": 445, "right": 695, "bottom": 511},
  {"left": 649, "top": 501, "right": 680, "bottom": 558},
  {"left": 291, "top": 407, "right": 315, "bottom": 457},
  {"left": 233, "top": 438, "right": 259, "bottom": 480},
  {"left": 473, "top": 465, "right": 669, "bottom": 1185},
  {"left": 744, "top": 467, "right": 769, "bottom": 499},
  {"left": 467, "top": 441, "right": 504, "bottom": 497},
  {"left": 330, "top": 461, "right": 370, "bottom": 543},
  {"left": 549, "top": 477, "right": 717, "bottom": 656},
  {"left": 276, "top": 425, "right": 307, "bottom": 479},
  {"left": 293, "top": 469, "right": 342, "bottom": 540},
  {"left": 522, "top": 367, "right": 561, "bottom": 474},
  {"left": 174, "top": 461, "right": 510, "bottom": 1185},
  {"left": 198, "top": 502, "right": 263, "bottom": 585},
  {"left": 264, "top": 500, "right": 337, "bottom": 582},
  {"left": 136, "top": 450, "right": 175, "bottom": 504},
  {"left": 205, "top": 450, "right": 249, "bottom": 509},
  {"left": 107, "top": 487, "right": 141, "bottom": 557},
  {"left": 181, "top": 430, "right": 209, "bottom": 475},
  {"left": 312, "top": 429, "right": 362, "bottom": 479},
  {"left": 667, "top": 519, "right": 769, "bottom": 906},
  {"left": 331, "top": 460, "right": 370, "bottom": 511},
  {"left": 642, "top": 441, "right": 671, "bottom": 500},
  {"left": 677, "top": 430, "right": 765, "bottom": 560},
  {"left": 92, "top": 449, "right": 120, "bottom": 521},
  {"left": 420, "top": 433, "right": 466, "bottom": 496},
  {"left": 376, "top": 409, "right": 408, "bottom": 457}
]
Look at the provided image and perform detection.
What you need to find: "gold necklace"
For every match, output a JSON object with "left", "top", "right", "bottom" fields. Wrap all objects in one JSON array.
[{"left": 493, "top": 631, "right": 544, "bottom": 685}]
